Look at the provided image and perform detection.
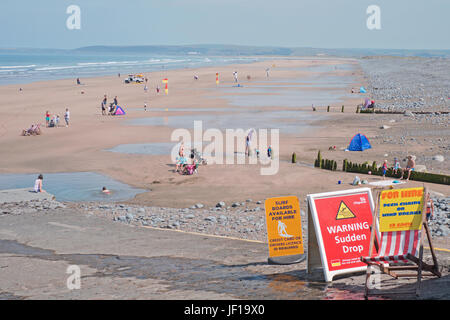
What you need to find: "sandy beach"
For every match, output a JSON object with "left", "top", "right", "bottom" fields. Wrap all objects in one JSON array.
[{"left": 0, "top": 57, "right": 448, "bottom": 209}]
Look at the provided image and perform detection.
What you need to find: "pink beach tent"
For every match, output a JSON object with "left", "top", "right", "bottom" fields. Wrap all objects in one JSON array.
[{"left": 114, "top": 106, "right": 126, "bottom": 115}]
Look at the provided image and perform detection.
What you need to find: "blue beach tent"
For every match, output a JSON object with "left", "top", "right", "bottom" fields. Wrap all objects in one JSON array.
[
  {"left": 348, "top": 133, "right": 372, "bottom": 151},
  {"left": 359, "top": 86, "right": 367, "bottom": 93}
]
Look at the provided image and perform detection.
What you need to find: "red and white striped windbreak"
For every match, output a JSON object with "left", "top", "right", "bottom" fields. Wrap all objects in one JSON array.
[{"left": 362, "top": 230, "right": 421, "bottom": 264}]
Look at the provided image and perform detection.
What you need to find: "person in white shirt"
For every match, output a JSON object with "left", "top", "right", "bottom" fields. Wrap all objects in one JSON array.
[
  {"left": 34, "top": 174, "right": 45, "bottom": 193},
  {"left": 64, "top": 108, "right": 70, "bottom": 127}
]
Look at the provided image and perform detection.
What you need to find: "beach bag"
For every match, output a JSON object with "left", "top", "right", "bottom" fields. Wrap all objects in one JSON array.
[{"left": 186, "top": 165, "right": 195, "bottom": 175}]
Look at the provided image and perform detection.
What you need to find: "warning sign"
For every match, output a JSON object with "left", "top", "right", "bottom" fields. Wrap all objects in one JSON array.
[
  {"left": 265, "top": 196, "right": 304, "bottom": 258},
  {"left": 307, "top": 188, "right": 375, "bottom": 282},
  {"left": 336, "top": 201, "right": 356, "bottom": 220},
  {"left": 379, "top": 187, "right": 424, "bottom": 232}
]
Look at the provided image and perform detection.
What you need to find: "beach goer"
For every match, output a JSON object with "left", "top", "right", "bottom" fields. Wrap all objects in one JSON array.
[
  {"left": 194, "top": 75, "right": 198, "bottom": 80},
  {"left": 245, "top": 136, "right": 250, "bottom": 156},
  {"left": 393, "top": 157, "right": 401, "bottom": 175},
  {"left": 102, "top": 95, "right": 107, "bottom": 115},
  {"left": 64, "top": 108, "right": 70, "bottom": 127},
  {"left": 267, "top": 146, "right": 272, "bottom": 159},
  {"left": 114, "top": 96, "right": 118, "bottom": 106},
  {"left": 55, "top": 115, "right": 60, "bottom": 127},
  {"left": 76, "top": 78, "right": 81, "bottom": 85},
  {"left": 102, "top": 187, "right": 110, "bottom": 194},
  {"left": 118, "top": 73, "right": 121, "bottom": 78},
  {"left": 51, "top": 115, "right": 58, "bottom": 128},
  {"left": 401, "top": 155, "right": 416, "bottom": 181},
  {"left": 156, "top": 86, "right": 160, "bottom": 94},
  {"left": 175, "top": 152, "right": 187, "bottom": 173},
  {"left": 266, "top": 68, "right": 270, "bottom": 78},
  {"left": 144, "top": 85, "right": 148, "bottom": 93},
  {"left": 45, "top": 111, "right": 50, "bottom": 127},
  {"left": 233, "top": 71, "right": 238, "bottom": 83},
  {"left": 179, "top": 142, "right": 185, "bottom": 157},
  {"left": 34, "top": 174, "right": 45, "bottom": 193},
  {"left": 382, "top": 159, "right": 388, "bottom": 180},
  {"left": 144, "top": 103, "right": 147, "bottom": 111}
]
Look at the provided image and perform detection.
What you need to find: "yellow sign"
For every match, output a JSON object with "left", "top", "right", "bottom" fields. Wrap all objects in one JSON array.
[
  {"left": 265, "top": 196, "right": 304, "bottom": 258},
  {"left": 335, "top": 201, "right": 356, "bottom": 220},
  {"left": 379, "top": 187, "right": 424, "bottom": 232}
]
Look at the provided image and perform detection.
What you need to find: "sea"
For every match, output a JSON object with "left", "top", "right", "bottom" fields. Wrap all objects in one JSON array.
[{"left": 0, "top": 49, "right": 261, "bottom": 85}]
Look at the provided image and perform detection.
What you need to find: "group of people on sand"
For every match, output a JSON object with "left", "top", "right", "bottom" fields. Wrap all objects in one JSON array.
[
  {"left": 101, "top": 95, "right": 119, "bottom": 115},
  {"left": 175, "top": 142, "right": 198, "bottom": 175},
  {"left": 45, "top": 109, "right": 70, "bottom": 128},
  {"left": 381, "top": 155, "right": 416, "bottom": 181}
]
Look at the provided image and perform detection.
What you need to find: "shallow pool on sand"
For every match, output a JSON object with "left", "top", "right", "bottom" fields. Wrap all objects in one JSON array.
[{"left": 0, "top": 172, "right": 146, "bottom": 202}]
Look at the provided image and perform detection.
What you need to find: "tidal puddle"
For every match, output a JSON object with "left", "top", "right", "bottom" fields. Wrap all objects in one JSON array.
[
  {"left": 127, "top": 110, "right": 325, "bottom": 134},
  {"left": 0, "top": 172, "right": 145, "bottom": 202},
  {"left": 221, "top": 89, "right": 353, "bottom": 108}
]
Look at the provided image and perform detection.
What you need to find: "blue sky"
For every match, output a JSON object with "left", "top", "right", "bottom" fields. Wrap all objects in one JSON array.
[{"left": 1, "top": 0, "right": 449, "bottom": 49}]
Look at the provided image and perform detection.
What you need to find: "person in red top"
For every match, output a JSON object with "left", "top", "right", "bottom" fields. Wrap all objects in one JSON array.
[
  {"left": 45, "top": 111, "right": 50, "bottom": 127},
  {"left": 382, "top": 159, "right": 388, "bottom": 180}
]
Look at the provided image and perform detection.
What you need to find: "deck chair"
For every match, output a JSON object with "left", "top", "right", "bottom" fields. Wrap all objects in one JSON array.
[{"left": 361, "top": 187, "right": 441, "bottom": 298}]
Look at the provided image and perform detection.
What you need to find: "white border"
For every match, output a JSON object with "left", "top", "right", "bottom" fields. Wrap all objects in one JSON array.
[{"left": 307, "top": 188, "right": 375, "bottom": 282}]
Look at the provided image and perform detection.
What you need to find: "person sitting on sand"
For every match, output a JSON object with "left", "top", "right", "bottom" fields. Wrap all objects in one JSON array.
[
  {"left": 401, "top": 155, "right": 416, "bottom": 181},
  {"left": 392, "top": 157, "right": 401, "bottom": 175},
  {"left": 175, "top": 151, "right": 187, "bottom": 173},
  {"left": 34, "top": 174, "right": 45, "bottom": 193},
  {"left": 109, "top": 103, "right": 116, "bottom": 115},
  {"left": 102, "top": 187, "right": 110, "bottom": 194}
]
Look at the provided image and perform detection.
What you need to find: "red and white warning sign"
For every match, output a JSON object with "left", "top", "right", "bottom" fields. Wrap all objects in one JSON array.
[{"left": 307, "top": 188, "right": 376, "bottom": 282}]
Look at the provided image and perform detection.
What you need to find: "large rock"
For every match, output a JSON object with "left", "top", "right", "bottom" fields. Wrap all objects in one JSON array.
[{"left": 216, "top": 201, "right": 226, "bottom": 208}]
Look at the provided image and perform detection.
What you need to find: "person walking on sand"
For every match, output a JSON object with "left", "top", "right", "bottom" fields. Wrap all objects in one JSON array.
[
  {"left": 401, "top": 155, "right": 416, "bottom": 181},
  {"left": 64, "top": 108, "right": 70, "bottom": 127},
  {"left": 114, "top": 96, "right": 118, "bottom": 106},
  {"left": 34, "top": 174, "right": 45, "bottom": 193},
  {"left": 233, "top": 71, "right": 238, "bottom": 83},
  {"left": 45, "top": 111, "right": 50, "bottom": 127},
  {"left": 102, "top": 95, "right": 107, "bottom": 115}
]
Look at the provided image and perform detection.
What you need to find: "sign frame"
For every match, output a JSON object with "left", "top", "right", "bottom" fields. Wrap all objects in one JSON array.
[{"left": 307, "top": 187, "right": 376, "bottom": 282}]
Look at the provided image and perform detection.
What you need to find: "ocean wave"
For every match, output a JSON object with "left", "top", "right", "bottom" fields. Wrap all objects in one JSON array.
[
  {"left": 35, "top": 65, "right": 83, "bottom": 71},
  {"left": 0, "top": 65, "right": 36, "bottom": 69}
]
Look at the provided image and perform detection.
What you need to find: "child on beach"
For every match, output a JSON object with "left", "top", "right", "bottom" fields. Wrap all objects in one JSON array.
[
  {"left": 393, "top": 157, "right": 401, "bottom": 175},
  {"left": 34, "top": 174, "right": 45, "bottom": 193},
  {"left": 382, "top": 159, "right": 388, "bottom": 179},
  {"left": 45, "top": 111, "right": 50, "bottom": 127},
  {"left": 102, "top": 187, "right": 110, "bottom": 194},
  {"left": 64, "top": 108, "right": 70, "bottom": 127}
]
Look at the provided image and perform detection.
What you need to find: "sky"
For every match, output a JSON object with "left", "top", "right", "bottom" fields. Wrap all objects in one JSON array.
[{"left": 1, "top": 0, "right": 449, "bottom": 50}]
